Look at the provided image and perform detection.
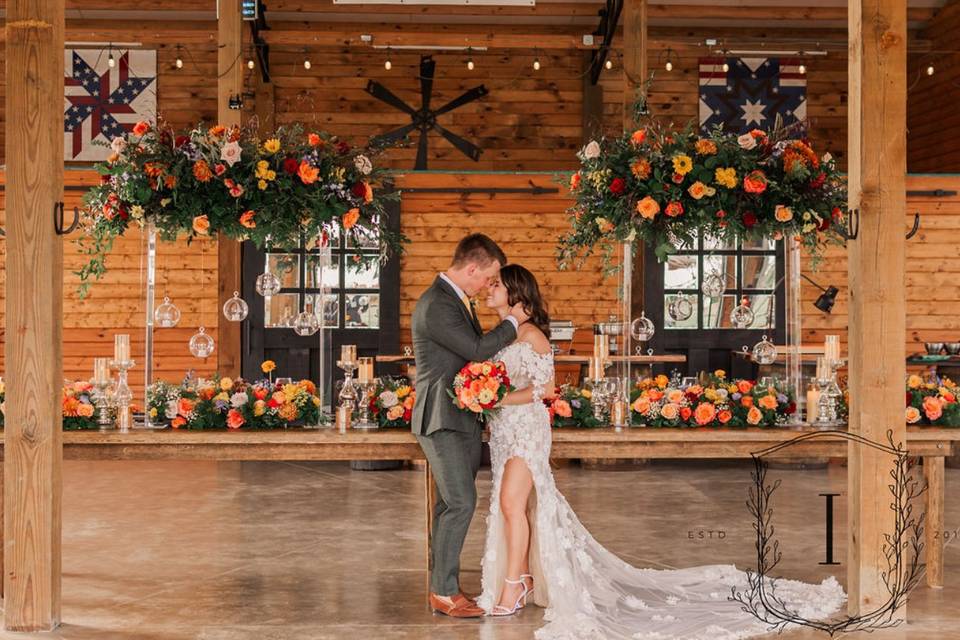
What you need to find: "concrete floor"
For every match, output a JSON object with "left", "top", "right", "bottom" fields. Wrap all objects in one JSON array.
[{"left": 0, "top": 458, "right": 957, "bottom": 640}]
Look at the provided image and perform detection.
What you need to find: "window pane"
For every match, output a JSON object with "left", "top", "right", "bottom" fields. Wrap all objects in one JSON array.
[
  {"left": 266, "top": 254, "right": 299, "bottom": 288},
  {"left": 305, "top": 254, "right": 340, "bottom": 290},
  {"left": 664, "top": 254, "right": 698, "bottom": 290},
  {"left": 703, "top": 255, "right": 737, "bottom": 292},
  {"left": 348, "top": 227, "right": 380, "bottom": 249},
  {"left": 305, "top": 293, "right": 340, "bottom": 328},
  {"left": 741, "top": 255, "right": 777, "bottom": 289},
  {"left": 742, "top": 236, "right": 775, "bottom": 251},
  {"left": 703, "top": 294, "right": 738, "bottom": 329},
  {"left": 264, "top": 293, "right": 299, "bottom": 328},
  {"left": 703, "top": 234, "right": 737, "bottom": 251},
  {"left": 345, "top": 256, "right": 380, "bottom": 289},
  {"left": 747, "top": 294, "right": 776, "bottom": 329},
  {"left": 664, "top": 294, "right": 698, "bottom": 330},
  {"left": 345, "top": 293, "right": 380, "bottom": 329}
]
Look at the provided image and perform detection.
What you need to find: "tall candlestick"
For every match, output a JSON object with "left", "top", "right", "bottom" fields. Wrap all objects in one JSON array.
[
  {"left": 93, "top": 357, "right": 110, "bottom": 384},
  {"left": 341, "top": 344, "right": 357, "bottom": 365},
  {"left": 593, "top": 334, "right": 610, "bottom": 359},
  {"left": 114, "top": 334, "right": 131, "bottom": 363}
]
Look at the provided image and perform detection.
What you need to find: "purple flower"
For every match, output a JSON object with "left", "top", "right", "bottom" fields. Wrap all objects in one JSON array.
[
  {"left": 732, "top": 392, "right": 742, "bottom": 401},
  {"left": 79, "top": 395, "right": 90, "bottom": 404},
  {"left": 776, "top": 394, "right": 788, "bottom": 404},
  {"left": 214, "top": 399, "right": 229, "bottom": 411},
  {"left": 571, "top": 400, "right": 582, "bottom": 409}
]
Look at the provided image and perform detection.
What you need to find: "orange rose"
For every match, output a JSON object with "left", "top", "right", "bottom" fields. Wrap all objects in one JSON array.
[
  {"left": 660, "top": 403, "right": 679, "bottom": 420},
  {"left": 569, "top": 172, "right": 581, "bottom": 189},
  {"left": 177, "top": 398, "right": 195, "bottom": 416},
  {"left": 403, "top": 396, "right": 415, "bottom": 410},
  {"left": 227, "top": 409, "right": 245, "bottom": 429},
  {"left": 737, "top": 380, "right": 754, "bottom": 394},
  {"left": 630, "top": 129, "right": 646, "bottom": 145},
  {"left": 192, "top": 214, "right": 210, "bottom": 235},
  {"left": 741, "top": 395, "right": 754, "bottom": 408},
  {"left": 695, "top": 139, "right": 717, "bottom": 155},
  {"left": 667, "top": 389, "right": 685, "bottom": 404},
  {"left": 193, "top": 159, "right": 213, "bottom": 183},
  {"left": 665, "top": 201, "right": 684, "bottom": 217},
  {"left": 171, "top": 416, "right": 187, "bottom": 429},
  {"left": 363, "top": 182, "right": 374, "bottom": 203},
  {"left": 718, "top": 409, "right": 732, "bottom": 424},
  {"left": 343, "top": 208, "right": 360, "bottom": 229},
  {"left": 679, "top": 406, "right": 692, "bottom": 421},
  {"left": 636, "top": 196, "right": 660, "bottom": 220},
  {"left": 693, "top": 402, "right": 716, "bottom": 425},
  {"left": 308, "top": 133, "right": 322, "bottom": 146},
  {"left": 647, "top": 389, "right": 664, "bottom": 402},
  {"left": 631, "top": 159, "right": 651, "bottom": 179},
  {"left": 208, "top": 124, "right": 226, "bottom": 137},
  {"left": 63, "top": 397, "right": 80, "bottom": 416},
  {"left": 298, "top": 161, "right": 319, "bottom": 185},
  {"left": 747, "top": 406, "right": 763, "bottom": 425},
  {"left": 239, "top": 210, "right": 256, "bottom": 228},
  {"left": 905, "top": 407, "right": 921, "bottom": 424},
  {"left": 759, "top": 394, "right": 779, "bottom": 410},
  {"left": 632, "top": 397, "right": 651, "bottom": 415},
  {"left": 553, "top": 400, "right": 573, "bottom": 418},
  {"left": 132, "top": 121, "right": 150, "bottom": 136},
  {"left": 923, "top": 395, "right": 943, "bottom": 421},
  {"left": 743, "top": 170, "right": 768, "bottom": 194}
]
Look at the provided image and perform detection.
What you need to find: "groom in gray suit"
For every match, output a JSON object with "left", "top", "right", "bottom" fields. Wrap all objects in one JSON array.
[{"left": 412, "top": 233, "right": 527, "bottom": 618}]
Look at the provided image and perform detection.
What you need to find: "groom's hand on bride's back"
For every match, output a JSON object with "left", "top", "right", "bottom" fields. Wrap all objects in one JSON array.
[{"left": 509, "top": 302, "right": 530, "bottom": 326}]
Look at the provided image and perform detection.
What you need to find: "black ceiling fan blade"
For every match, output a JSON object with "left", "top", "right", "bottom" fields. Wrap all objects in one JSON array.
[
  {"left": 369, "top": 121, "right": 420, "bottom": 149},
  {"left": 414, "top": 129, "right": 430, "bottom": 170},
  {"left": 432, "top": 85, "right": 489, "bottom": 118},
  {"left": 434, "top": 123, "right": 483, "bottom": 162},
  {"left": 420, "top": 55, "right": 436, "bottom": 112},
  {"left": 366, "top": 80, "right": 418, "bottom": 117}
]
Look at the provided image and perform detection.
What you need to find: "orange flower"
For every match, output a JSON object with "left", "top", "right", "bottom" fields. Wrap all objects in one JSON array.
[
  {"left": 647, "top": 389, "right": 664, "bottom": 402},
  {"left": 630, "top": 129, "right": 647, "bottom": 145},
  {"left": 774, "top": 204, "right": 793, "bottom": 222},
  {"left": 403, "top": 396, "right": 415, "bottom": 410},
  {"left": 63, "top": 397, "right": 80, "bottom": 416},
  {"left": 363, "top": 181, "right": 374, "bottom": 203},
  {"left": 177, "top": 397, "right": 195, "bottom": 416},
  {"left": 132, "top": 121, "right": 150, "bottom": 136},
  {"left": 743, "top": 170, "right": 768, "bottom": 194},
  {"left": 746, "top": 406, "right": 763, "bottom": 425},
  {"left": 298, "top": 160, "right": 319, "bottom": 184},
  {"left": 239, "top": 210, "right": 256, "bottom": 228},
  {"left": 164, "top": 175, "right": 177, "bottom": 189},
  {"left": 660, "top": 403, "right": 679, "bottom": 420},
  {"left": 193, "top": 159, "right": 213, "bottom": 183},
  {"left": 737, "top": 380, "right": 754, "bottom": 394},
  {"left": 687, "top": 181, "right": 715, "bottom": 200},
  {"left": 208, "top": 124, "right": 226, "bottom": 137},
  {"left": 226, "top": 409, "right": 245, "bottom": 429},
  {"left": 192, "top": 214, "right": 210, "bottom": 235},
  {"left": 632, "top": 397, "right": 651, "bottom": 415},
  {"left": 553, "top": 399, "right": 573, "bottom": 418},
  {"left": 923, "top": 395, "right": 943, "bottom": 421},
  {"left": 664, "top": 201, "right": 684, "bottom": 217},
  {"left": 631, "top": 159, "right": 651, "bottom": 179},
  {"left": 171, "top": 416, "right": 187, "bottom": 429},
  {"left": 279, "top": 403, "right": 298, "bottom": 421},
  {"left": 636, "top": 196, "right": 660, "bottom": 220},
  {"left": 569, "top": 172, "right": 581, "bottom": 189},
  {"left": 741, "top": 395, "right": 754, "bottom": 408},
  {"left": 78, "top": 403, "right": 95, "bottom": 418},
  {"left": 144, "top": 162, "right": 164, "bottom": 178},
  {"left": 308, "top": 133, "right": 322, "bottom": 146},
  {"left": 718, "top": 409, "right": 732, "bottom": 424},
  {"left": 693, "top": 402, "right": 716, "bottom": 425},
  {"left": 695, "top": 139, "right": 717, "bottom": 155},
  {"left": 759, "top": 394, "right": 779, "bottom": 410},
  {"left": 905, "top": 407, "right": 921, "bottom": 424},
  {"left": 343, "top": 208, "right": 360, "bottom": 229}
]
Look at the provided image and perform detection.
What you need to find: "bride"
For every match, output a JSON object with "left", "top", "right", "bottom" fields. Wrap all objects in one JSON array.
[{"left": 476, "top": 264, "right": 847, "bottom": 639}]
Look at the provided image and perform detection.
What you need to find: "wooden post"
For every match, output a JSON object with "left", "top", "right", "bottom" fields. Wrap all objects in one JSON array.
[
  {"left": 217, "top": 0, "right": 244, "bottom": 378},
  {"left": 847, "top": 0, "right": 907, "bottom": 618},
  {"left": 4, "top": 0, "right": 65, "bottom": 629},
  {"left": 623, "top": 0, "right": 647, "bottom": 320},
  {"left": 581, "top": 52, "right": 603, "bottom": 144},
  {"left": 923, "top": 456, "right": 944, "bottom": 588}
]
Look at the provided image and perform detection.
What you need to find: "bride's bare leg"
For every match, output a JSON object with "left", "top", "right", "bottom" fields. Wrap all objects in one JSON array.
[{"left": 497, "top": 456, "right": 534, "bottom": 609}]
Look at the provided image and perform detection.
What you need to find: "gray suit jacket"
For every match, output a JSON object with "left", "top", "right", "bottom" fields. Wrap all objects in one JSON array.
[{"left": 411, "top": 276, "right": 517, "bottom": 436}]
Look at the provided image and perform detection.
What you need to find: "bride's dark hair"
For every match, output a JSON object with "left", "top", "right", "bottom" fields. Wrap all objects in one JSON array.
[{"left": 499, "top": 264, "right": 551, "bottom": 338}]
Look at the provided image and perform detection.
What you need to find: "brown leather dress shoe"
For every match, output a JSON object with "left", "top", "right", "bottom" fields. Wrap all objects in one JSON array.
[{"left": 429, "top": 592, "right": 485, "bottom": 618}]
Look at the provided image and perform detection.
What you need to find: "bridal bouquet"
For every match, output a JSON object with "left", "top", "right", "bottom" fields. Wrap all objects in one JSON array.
[{"left": 449, "top": 360, "right": 512, "bottom": 419}]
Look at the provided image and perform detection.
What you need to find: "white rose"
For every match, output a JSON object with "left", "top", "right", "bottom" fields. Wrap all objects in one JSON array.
[
  {"left": 165, "top": 399, "right": 179, "bottom": 419},
  {"left": 379, "top": 390, "right": 398, "bottom": 408},
  {"left": 221, "top": 140, "right": 242, "bottom": 167},
  {"left": 737, "top": 133, "right": 757, "bottom": 150},
  {"left": 583, "top": 140, "right": 601, "bottom": 159},
  {"left": 110, "top": 136, "right": 127, "bottom": 154},
  {"left": 230, "top": 392, "right": 249, "bottom": 408},
  {"left": 354, "top": 154, "right": 373, "bottom": 175},
  {"left": 822, "top": 152, "right": 833, "bottom": 164}
]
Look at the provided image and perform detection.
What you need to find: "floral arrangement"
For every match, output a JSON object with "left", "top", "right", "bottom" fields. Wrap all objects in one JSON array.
[
  {"left": 77, "top": 120, "right": 406, "bottom": 295},
  {"left": 906, "top": 374, "right": 960, "bottom": 426},
  {"left": 547, "top": 386, "right": 602, "bottom": 428},
  {"left": 449, "top": 360, "right": 512, "bottom": 420},
  {"left": 62, "top": 381, "right": 100, "bottom": 430},
  {"left": 370, "top": 377, "right": 416, "bottom": 428},
  {"left": 630, "top": 371, "right": 796, "bottom": 428},
  {"left": 558, "top": 110, "right": 847, "bottom": 271},
  {"left": 148, "top": 372, "right": 321, "bottom": 430}
]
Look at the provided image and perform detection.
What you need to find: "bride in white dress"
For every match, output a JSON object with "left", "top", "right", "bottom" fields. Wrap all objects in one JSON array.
[{"left": 475, "top": 264, "right": 847, "bottom": 639}]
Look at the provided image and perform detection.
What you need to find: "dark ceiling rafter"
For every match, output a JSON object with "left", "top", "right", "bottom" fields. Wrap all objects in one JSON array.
[
  {"left": 589, "top": 0, "right": 624, "bottom": 85},
  {"left": 249, "top": 0, "right": 271, "bottom": 83}
]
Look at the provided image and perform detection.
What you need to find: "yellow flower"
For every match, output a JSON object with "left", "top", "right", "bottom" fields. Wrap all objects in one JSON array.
[
  {"left": 282, "top": 383, "right": 301, "bottom": 402},
  {"left": 655, "top": 374, "right": 669, "bottom": 389},
  {"left": 687, "top": 181, "right": 715, "bottom": 200},
  {"left": 149, "top": 407, "right": 158, "bottom": 418},
  {"left": 774, "top": 205, "right": 794, "bottom": 222},
  {"left": 595, "top": 217, "right": 614, "bottom": 233},
  {"left": 261, "top": 360, "right": 277, "bottom": 373},
  {"left": 220, "top": 377, "right": 234, "bottom": 391},
  {"left": 907, "top": 374, "right": 923, "bottom": 389},
  {"left": 581, "top": 389, "right": 592, "bottom": 399},
  {"left": 715, "top": 167, "right": 737, "bottom": 188},
  {"left": 695, "top": 139, "right": 717, "bottom": 155},
  {"left": 266, "top": 170, "right": 277, "bottom": 180},
  {"left": 258, "top": 179, "right": 268, "bottom": 190},
  {"left": 396, "top": 385, "right": 411, "bottom": 399},
  {"left": 714, "top": 369, "right": 726, "bottom": 379},
  {"left": 254, "top": 400, "right": 266, "bottom": 416},
  {"left": 672, "top": 154, "right": 693, "bottom": 176},
  {"left": 215, "top": 392, "right": 230, "bottom": 402},
  {"left": 263, "top": 138, "right": 281, "bottom": 154},
  {"left": 313, "top": 397, "right": 321, "bottom": 407}
]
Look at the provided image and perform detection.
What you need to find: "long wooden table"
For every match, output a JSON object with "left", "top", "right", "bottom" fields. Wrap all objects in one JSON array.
[{"left": 0, "top": 427, "right": 955, "bottom": 604}]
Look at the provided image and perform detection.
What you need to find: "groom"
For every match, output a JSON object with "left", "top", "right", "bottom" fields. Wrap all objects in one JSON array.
[{"left": 411, "top": 233, "right": 527, "bottom": 618}]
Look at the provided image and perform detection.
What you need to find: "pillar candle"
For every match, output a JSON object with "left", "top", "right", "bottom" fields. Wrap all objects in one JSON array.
[
  {"left": 93, "top": 357, "right": 110, "bottom": 384},
  {"left": 341, "top": 344, "right": 357, "bottom": 364},
  {"left": 593, "top": 334, "right": 610, "bottom": 359},
  {"left": 114, "top": 334, "right": 130, "bottom": 362},
  {"left": 807, "top": 387, "right": 821, "bottom": 423},
  {"left": 357, "top": 357, "right": 373, "bottom": 384}
]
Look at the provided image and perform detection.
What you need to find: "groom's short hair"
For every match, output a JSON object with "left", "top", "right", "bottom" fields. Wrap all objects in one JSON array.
[{"left": 451, "top": 233, "right": 507, "bottom": 268}]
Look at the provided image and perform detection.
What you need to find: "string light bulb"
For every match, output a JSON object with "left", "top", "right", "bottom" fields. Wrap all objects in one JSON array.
[
  {"left": 108, "top": 46, "right": 116, "bottom": 68},
  {"left": 664, "top": 48, "right": 675, "bottom": 72},
  {"left": 722, "top": 61, "right": 730, "bottom": 72},
  {"left": 665, "top": 60, "right": 673, "bottom": 71},
  {"left": 605, "top": 58, "right": 613, "bottom": 70},
  {"left": 798, "top": 63, "right": 806, "bottom": 74},
  {"left": 927, "top": 64, "right": 935, "bottom": 76},
  {"left": 466, "top": 48, "right": 474, "bottom": 70},
  {"left": 304, "top": 58, "right": 311, "bottom": 70},
  {"left": 174, "top": 45, "right": 183, "bottom": 70},
  {"left": 533, "top": 57, "right": 541, "bottom": 71},
  {"left": 385, "top": 48, "right": 392, "bottom": 70},
  {"left": 247, "top": 59, "right": 255, "bottom": 70}
]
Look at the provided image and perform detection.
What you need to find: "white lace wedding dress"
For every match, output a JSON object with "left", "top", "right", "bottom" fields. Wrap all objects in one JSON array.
[{"left": 477, "top": 341, "right": 847, "bottom": 640}]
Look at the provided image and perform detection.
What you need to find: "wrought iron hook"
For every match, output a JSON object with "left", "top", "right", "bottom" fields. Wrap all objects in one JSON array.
[
  {"left": 53, "top": 202, "right": 80, "bottom": 236},
  {"left": 906, "top": 212, "right": 920, "bottom": 240},
  {"left": 836, "top": 207, "right": 860, "bottom": 241}
]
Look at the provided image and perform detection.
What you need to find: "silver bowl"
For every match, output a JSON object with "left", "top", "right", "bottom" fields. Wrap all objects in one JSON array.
[
  {"left": 925, "top": 342, "right": 945, "bottom": 355},
  {"left": 946, "top": 343, "right": 960, "bottom": 355}
]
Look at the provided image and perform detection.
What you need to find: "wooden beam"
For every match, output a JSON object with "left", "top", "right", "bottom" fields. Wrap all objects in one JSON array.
[
  {"left": 581, "top": 51, "right": 603, "bottom": 142},
  {"left": 217, "top": 0, "right": 243, "bottom": 378},
  {"left": 846, "top": 0, "right": 908, "bottom": 619},
  {"left": 3, "top": 0, "right": 65, "bottom": 630},
  {"left": 261, "top": 27, "right": 601, "bottom": 49},
  {"left": 623, "top": 0, "right": 647, "bottom": 316}
]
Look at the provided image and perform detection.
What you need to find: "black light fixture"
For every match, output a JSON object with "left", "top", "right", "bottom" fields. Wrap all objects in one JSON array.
[
  {"left": 801, "top": 273, "right": 838, "bottom": 314},
  {"left": 228, "top": 93, "right": 243, "bottom": 110}
]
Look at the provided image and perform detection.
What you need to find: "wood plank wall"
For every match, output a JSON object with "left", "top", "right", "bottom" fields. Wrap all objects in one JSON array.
[{"left": 907, "top": 0, "right": 960, "bottom": 172}]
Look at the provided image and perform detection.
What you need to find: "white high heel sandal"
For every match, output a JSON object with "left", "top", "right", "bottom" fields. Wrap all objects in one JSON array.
[
  {"left": 490, "top": 577, "right": 529, "bottom": 617},
  {"left": 520, "top": 573, "right": 535, "bottom": 608}
]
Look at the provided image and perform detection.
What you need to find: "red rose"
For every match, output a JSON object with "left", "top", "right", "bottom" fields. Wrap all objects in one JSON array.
[
  {"left": 254, "top": 388, "right": 268, "bottom": 401},
  {"left": 214, "top": 163, "right": 227, "bottom": 176},
  {"left": 403, "top": 409, "right": 412, "bottom": 421},
  {"left": 351, "top": 182, "right": 367, "bottom": 198},
  {"left": 785, "top": 401, "right": 797, "bottom": 415},
  {"left": 100, "top": 175, "right": 111, "bottom": 185},
  {"left": 742, "top": 211, "right": 758, "bottom": 228},
  {"left": 817, "top": 217, "right": 830, "bottom": 231},
  {"left": 267, "top": 398, "right": 281, "bottom": 409},
  {"left": 132, "top": 121, "right": 150, "bottom": 136},
  {"left": 336, "top": 141, "right": 351, "bottom": 155},
  {"left": 809, "top": 172, "right": 826, "bottom": 189},
  {"left": 609, "top": 177, "right": 626, "bottom": 195},
  {"left": 672, "top": 172, "right": 684, "bottom": 184},
  {"left": 174, "top": 135, "right": 189, "bottom": 148},
  {"left": 283, "top": 158, "right": 299, "bottom": 175},
  {"left": 118, "top": 208, "right": 129, "bottom": 221},
  {"left": 716, "top": 209, "right": 726, "bottom": 218},
  {"left": 831, "top": 207, "right": 844, "bottom": 222},
  {"left": 680, "top": 407, "right": 692, "bottom": 421}
]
